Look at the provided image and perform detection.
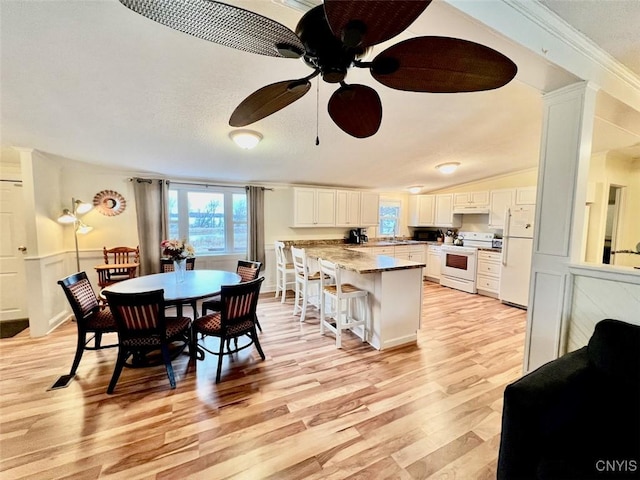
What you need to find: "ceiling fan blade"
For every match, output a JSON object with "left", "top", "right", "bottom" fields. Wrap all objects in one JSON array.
[
  {"left": 119, "top": 0, "right": 305, "bottom": 58},
  {"left": 370, "top": 36, "right": 517, "bottom": 93},
  {"left": 328, "top": 84, "right": 382, "bottom": 138},
  {"left": 324, "top": 0, "right": 432, "bottom": 48},
  {"left": 229, "top": 79, "right": 311, "bottom": 127}
]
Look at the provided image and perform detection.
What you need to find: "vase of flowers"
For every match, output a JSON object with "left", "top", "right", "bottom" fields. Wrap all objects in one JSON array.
[{"left": 161, "top": 239, "right": 194, "bottom": 283}]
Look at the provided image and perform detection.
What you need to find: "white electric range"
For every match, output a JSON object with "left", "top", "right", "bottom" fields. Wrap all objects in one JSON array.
[{"left": 440, "top": 232, "right": 495, "bottom": 293}]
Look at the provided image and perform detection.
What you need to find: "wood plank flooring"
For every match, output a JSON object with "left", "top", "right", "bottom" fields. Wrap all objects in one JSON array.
[{"left": 0, "top": 281, "right": 526, "bottom": 479}]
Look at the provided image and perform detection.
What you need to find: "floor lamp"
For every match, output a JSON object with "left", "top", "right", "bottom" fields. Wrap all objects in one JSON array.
[{"left": 57, "top": 198, "right": 93, "bottom": 272}]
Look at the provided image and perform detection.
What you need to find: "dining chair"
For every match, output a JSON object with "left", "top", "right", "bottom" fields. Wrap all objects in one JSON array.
[
  {"left": 97, "top": 245, "right": 140, "bottom": 289},
  {"left": 291, "top": 246, "right": 324, "bottom": 323},
  {"left": 161, "top": 257, "right": 197, "bottom": 317},
  {"left": 57, "top": 271, "right": 118, "bottom": 376},
  {"left": 318, "top": 257, "right": 369, "bottom": 348},
  {"left": 201, "top": 260, "right": 262, "bottom": 316},
  {"left": 274, "top": 241, "right": 295, "bottom": 303},
  {"left": 102, "top": 288, "right": 192, "bottom": 394},
  {"left": 192, "top": 277, "right": 265, "bottom": 383}
]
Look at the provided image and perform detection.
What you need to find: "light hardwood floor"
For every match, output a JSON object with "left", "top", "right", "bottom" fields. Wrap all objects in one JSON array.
[{"left": 0, "top": 281, "right": 526, "bottom": 479}]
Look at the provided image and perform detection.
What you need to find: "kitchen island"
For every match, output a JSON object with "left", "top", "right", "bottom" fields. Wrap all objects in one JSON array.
[{"left": 291, "top": 243, "right": 425, "bottom": 350}]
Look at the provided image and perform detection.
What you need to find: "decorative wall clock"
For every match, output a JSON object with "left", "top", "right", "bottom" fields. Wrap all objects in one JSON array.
[{"left": 93, "top": 190, "right": 126, "bottom": 216}]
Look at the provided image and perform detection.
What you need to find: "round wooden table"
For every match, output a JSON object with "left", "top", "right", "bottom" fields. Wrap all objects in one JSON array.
[{"left": 101, "top": 270, "right": 241, "bottom": 317}]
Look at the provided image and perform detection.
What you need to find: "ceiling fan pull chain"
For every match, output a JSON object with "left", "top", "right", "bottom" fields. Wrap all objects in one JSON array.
[{"left": 315, "top": 80, "right": 320, "bottom": 146}]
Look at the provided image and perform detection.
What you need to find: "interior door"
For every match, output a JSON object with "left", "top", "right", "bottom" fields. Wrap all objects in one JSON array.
[{"left": 0, "top": 181, "right": 28, "bottom": 321}]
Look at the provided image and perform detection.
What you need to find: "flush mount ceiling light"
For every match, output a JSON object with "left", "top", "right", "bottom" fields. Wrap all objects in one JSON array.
[
  {"left": 408, "top": 186, "right": 423, "bottom": 194},
  {"left": 436, "top": 162, "right": 460, "bottom": 174},
  {"left": 229, "top": 129, "right": 263, "bottom": 149}
]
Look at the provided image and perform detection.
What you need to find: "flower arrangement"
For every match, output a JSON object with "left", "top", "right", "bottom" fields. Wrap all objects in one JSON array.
[{"left": 161, "top": 239, "right": 195, "bottom": 261}]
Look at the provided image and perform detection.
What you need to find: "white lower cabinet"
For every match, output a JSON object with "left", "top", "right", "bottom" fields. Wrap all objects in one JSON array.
[
  {"left": 476, "top": 250, "right": 502, "bottom": 298},
  {"left": 426, "top": 245, "right": 442, "bottom": 280},
  {"left": 394, "top": 245, "right": 426, "bottom": 263}
]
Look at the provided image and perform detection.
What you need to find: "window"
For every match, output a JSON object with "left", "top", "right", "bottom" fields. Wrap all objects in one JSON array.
[
  {"left": 168, "top": 184, "right": 247, "bottom": 255},
  {"left": 379, "top": 200, "right": 401, "bottom": 236}
]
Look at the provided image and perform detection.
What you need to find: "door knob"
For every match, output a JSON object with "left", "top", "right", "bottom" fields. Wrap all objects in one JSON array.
[{"left": 18, "top": 246, "right": 27, "bottom": 252}]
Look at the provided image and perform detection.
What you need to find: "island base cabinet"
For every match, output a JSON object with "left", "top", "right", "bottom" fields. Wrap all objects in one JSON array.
[{"left": 340, "top": 267, "right": 423, "bottom": 350}]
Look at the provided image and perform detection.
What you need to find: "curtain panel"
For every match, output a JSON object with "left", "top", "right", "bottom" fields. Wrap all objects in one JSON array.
[
  {"left": 246, "top": 186, "right": 265, "bottom": 266},
  {"left": 132, "top": 178, "right": 169, "bottom": 275}
]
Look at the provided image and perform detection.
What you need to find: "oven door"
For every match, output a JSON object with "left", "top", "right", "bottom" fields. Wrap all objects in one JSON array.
[{"left": 441, "top": 247, "right": 477, "bottom": 281}]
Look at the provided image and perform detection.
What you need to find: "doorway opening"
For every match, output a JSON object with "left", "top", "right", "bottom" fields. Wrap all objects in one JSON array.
[{"left": 602, "top": 185, "right": 622, "bottom": 264}]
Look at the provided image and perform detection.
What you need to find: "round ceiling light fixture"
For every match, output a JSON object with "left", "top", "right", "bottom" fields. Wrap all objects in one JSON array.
[
  {"left": 229, "top": 129, "right": 263, "bottom": 149},
  {"left": 408, "top": 186, "right": 423, "bottom": 194},
  {"left": 436, "top": 162, "right": 460, "bottom": 174}
]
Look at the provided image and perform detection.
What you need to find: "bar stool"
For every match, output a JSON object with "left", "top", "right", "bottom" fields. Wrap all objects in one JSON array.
[
  {"left": 274, "top": 241, "right": 295, "bottom": 303},
  {"left": 291, "top": 246, "right": 323, "bottom": 323},
  {"left": 318, "top": 258, "right": 369, "bottom": 348}
]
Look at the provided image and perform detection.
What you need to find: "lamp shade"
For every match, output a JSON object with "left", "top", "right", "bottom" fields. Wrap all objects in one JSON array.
[
  {"left": 57, "top": 209, "right": 76, "bottom": 224},
  {"left": 74, "top": 199, "right": 93, "bottom": 215},
  {"left": 76, "top": 222, "right": 93, "bottom": 235},
  {"left": 230, "top": 129, "right": 263, "bottom": 149}
]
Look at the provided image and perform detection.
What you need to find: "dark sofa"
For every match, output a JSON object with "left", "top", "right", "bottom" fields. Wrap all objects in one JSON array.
[{"left": 497, "top": 319, "right": 640, "bottom": 479}]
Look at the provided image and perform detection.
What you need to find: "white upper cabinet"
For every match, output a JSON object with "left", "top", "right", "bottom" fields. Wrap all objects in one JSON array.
[
  {"left": 335, "top": 190, "right": 361, "bottom": 227},
  {"left": 360, "top": 191, "right": 380, "bottom": 226},
  {"left": 515, "top": 186, "right": 537, "bottom": 205},
  {"left": 408, "top": 195, "right": 435, "bottom": 226},
  {"left": 434, "top": 194, "right": 461, "bottom": 227},
  {"left": 488, "top": 188, "right": 515, "bottom": 228},
  {"left": 292, "top": 187, "right": 336, "bottom": 227},
  {"left": 453, "top": 191, "right": 489, "bottom": 207}
]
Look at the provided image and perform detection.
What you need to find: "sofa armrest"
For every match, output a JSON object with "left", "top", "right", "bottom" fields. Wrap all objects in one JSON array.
[{"left": 497, "top": 346, "right": 592, "bottom": 480}]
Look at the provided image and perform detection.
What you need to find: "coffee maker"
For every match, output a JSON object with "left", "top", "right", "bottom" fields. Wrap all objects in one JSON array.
[
  {"left": 348, "top": 228, "right": 368, "bottom": 244},
  {"left": 358, "top": 228, "right": 368, "bottom": 244}
]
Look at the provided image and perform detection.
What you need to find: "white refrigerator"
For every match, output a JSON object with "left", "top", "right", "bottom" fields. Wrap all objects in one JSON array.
[{"left": 499, "top": 205, "right": 535, "bottom": 308}]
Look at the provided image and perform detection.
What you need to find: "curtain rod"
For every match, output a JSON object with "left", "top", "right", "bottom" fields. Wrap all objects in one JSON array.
[
  {"left": 128, "top": 177, "right": 273, "bottom": 190},
  {"left": 170, "top": 181, "right": 274, "bottom": 191}
]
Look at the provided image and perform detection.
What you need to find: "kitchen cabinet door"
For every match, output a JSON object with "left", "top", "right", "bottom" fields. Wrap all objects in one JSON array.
[
  {"left": 292, "top": 187, "right": 336, "bottom": 227},
  {"left": 516, "top": 186, "right": 537, "bottom": 205},
  {"left": 360, "top": 192, "right": 380, "bottom": 226},
  {"left": 453, "top": 191, "right": 489, "bottom": 207},
  {"left": 427, "top": 251, "right": 441, "bottom": 279},
  {"left": 316, "top": 189, "right": 337, "bottom": 226},
  {"left": 434, "top": 194, "right": 461, "bottom": 227},
  {"left": 408, "top": 195, "right": 435, "bottom": 226},
  {"left": 335, "top": 190, "right": 361, "bottom": 227},
  {"left": 488, "top": 189, "right": 515, "bottom": 229}
]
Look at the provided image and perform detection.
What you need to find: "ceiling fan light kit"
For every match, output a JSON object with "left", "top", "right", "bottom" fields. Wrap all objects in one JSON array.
[
  {"left": 119, "top": 0, "right": 517, "bottom": 139},
  {"left": 230, "top": 129, "right": 263, "bottom": 149},
  {"left": 436, "top": 162, "right": 461, "bottom": 174}
]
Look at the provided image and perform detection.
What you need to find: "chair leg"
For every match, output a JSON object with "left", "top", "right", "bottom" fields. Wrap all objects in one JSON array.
[
  {"left": 252, "top": 327, "right": 266, "bottom": 360},
  {"left": 275, "top": 270, "right": 281, "bottom": 299},
  {"left": 107, "top": 347, "right": 128, "bottom": 394},
  {"left": 94, "top": 332, "right": 103, "bottom": 348},
  {"left": 280, "top": 270, "right": 287, "bottom": 304},
  {"left": 292, "top": 282, "right": 301, "bottom": 316},
  {"left": 215, "top": 336, "right": 226, "bottom": 383},
  {"left": 300, "top": 284, "right": 308, "bottom": 323},
  {"left": 161, "top": 344, "right": 176, "bottom": 389},
  {"left": 69, "top": 332, "right": 87, "bottom": 376}
]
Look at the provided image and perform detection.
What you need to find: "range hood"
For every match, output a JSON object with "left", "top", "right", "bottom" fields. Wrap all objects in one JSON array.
[{"left": 453, "top": 206, "right": 490, "bottom": 214}]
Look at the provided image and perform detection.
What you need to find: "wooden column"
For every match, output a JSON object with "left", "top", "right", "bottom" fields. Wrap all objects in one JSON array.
[{"left": 523, "top": 81, "right": 598, "bottom": 373}]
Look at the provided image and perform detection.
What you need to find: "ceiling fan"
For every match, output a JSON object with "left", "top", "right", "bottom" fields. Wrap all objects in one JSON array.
[{"left": 118, "top": 0, "right": 517, "bottom": 138}]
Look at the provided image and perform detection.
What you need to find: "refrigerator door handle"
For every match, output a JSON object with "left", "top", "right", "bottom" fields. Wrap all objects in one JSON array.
[
  {"left": 502, "top": 238, "right": 508, "bottom": 266},
  {"left": 504, "top": 207, "right": 512, "bottom": 237}
]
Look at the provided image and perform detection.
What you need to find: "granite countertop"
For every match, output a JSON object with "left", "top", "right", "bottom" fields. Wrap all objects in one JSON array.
[{"left": 297, "top": 245, "right": 426, "bottom": 274}]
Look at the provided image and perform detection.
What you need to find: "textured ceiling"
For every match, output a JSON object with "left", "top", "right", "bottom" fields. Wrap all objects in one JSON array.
[{"left": 1, "top": 0, "right": 638, "bottom": 191}]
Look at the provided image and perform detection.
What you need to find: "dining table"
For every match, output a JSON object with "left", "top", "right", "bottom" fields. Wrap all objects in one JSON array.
[{"left": 101, "top": 269, "right": 242, "bottom": 318}]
